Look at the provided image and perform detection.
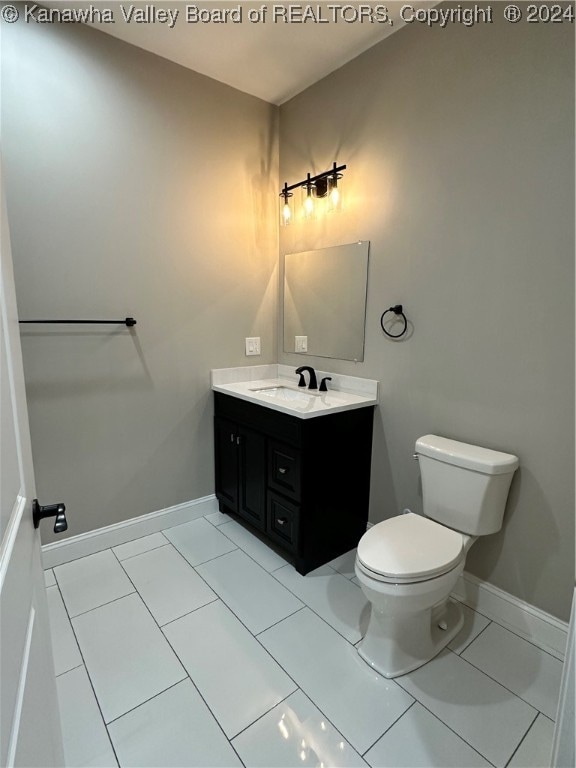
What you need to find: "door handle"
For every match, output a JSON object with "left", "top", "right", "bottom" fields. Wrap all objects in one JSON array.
[{"left": 33, "top": 499, "right": 68, "bottom": 533}]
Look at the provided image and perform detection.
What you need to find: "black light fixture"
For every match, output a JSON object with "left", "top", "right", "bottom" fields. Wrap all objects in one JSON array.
[{"left": 279, "top": 162, "right": 346, "bottom": 225}]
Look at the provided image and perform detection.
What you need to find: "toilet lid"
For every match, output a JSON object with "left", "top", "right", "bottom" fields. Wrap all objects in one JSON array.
[{"left": 357, "top": 513, "right": 464, "bottom": 581}]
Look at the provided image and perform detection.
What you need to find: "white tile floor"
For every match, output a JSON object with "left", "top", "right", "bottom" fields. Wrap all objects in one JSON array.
[{"left": 46, "top": 514, "right": 563, "bottom": 768}]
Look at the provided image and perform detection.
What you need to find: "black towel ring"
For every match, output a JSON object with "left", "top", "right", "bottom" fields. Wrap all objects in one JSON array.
[{"left": 380, "top": 304, "right": 408, "bottom": 339}]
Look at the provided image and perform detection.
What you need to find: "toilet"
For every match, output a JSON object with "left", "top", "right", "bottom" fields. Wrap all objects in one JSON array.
[{"left": 355, "top": 434, "right": 519, "bottom": 679}]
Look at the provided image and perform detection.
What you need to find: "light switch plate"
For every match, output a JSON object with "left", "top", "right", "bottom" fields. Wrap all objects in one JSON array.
[
  {"left": 245, "top": 337, "right": 261, "bottom": 356},
  {"left": 295, "top": 335, "right": 308, "bottom": 353}
]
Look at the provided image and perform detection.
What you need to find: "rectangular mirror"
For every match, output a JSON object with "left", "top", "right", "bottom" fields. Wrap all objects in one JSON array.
[{"left": 283, "top": 241, "right": 369, "bottom": 362}]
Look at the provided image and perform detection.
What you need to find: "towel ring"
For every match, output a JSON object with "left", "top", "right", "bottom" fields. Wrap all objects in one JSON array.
[{"left": 380, "top": 304, "right": 408, "bottom": 339}]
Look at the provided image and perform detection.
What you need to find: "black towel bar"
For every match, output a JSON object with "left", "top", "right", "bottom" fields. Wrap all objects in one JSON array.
[{"left": 19, "top": 317, "right": 137, "bottom": 327}]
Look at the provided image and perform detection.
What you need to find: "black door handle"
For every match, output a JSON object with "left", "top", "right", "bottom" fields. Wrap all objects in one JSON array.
[{"left": 33, "top": 499, "right": 68, "bottom": 533}]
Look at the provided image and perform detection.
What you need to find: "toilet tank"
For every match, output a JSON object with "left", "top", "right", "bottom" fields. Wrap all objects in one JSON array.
[{"left": 415, "top": 435, "right": 519, "bottom": 535}]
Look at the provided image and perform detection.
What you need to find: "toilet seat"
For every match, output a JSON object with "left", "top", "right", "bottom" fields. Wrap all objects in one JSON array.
[{"left": 357, "top": 513, "right": 465, "bottom": 584}]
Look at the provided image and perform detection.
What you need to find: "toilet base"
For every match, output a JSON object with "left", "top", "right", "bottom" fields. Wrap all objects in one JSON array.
[{"left": 357, "top": 598, "right": 464, "bottom": 679}]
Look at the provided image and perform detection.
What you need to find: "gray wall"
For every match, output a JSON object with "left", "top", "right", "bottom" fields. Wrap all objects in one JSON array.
[
  {"left": 3, "top": 18, "right": 278, "bottom": 543},
  {"left": 279, "top": 16, "right": 574, "bottom": 620}
]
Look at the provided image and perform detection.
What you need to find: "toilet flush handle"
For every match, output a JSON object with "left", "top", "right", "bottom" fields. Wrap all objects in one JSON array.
[{"left": 413, "top": 453, "right": 419, "bottom": 460}]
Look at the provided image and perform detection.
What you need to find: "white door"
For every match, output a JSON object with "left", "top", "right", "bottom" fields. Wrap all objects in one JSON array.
[{"left": 0, "top": 173, "right": 64, "bottom": 766}]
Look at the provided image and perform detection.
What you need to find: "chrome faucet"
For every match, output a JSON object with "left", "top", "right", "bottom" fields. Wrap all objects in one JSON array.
[{"left": 295, "top": 365, "right": 318, "bottom": 390}]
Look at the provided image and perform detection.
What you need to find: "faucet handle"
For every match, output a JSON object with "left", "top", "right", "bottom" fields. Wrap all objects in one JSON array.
[
  {"left": 295, "top": 369, "right": 306, "bottom": 387},
  {"left": 319, "top": 377, "right": 332, "bottom": 392}
]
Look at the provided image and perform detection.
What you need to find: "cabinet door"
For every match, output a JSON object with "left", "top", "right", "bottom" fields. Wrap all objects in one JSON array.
[
  {"left": 238, "top": 426, "right": 266, "bottom": 530},
  {"left": 214, "top": 417, "right": 239, "bottom": 511}
]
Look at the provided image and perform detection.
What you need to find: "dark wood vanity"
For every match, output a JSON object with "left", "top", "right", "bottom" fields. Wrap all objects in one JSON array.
[{"left": 214, "top": 391, "right": 374, "bottom": 574}]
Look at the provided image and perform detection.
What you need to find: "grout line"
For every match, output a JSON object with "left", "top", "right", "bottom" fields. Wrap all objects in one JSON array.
[
  {"left": 158, "top": 596, "right": 220, "bottom": 630},
  {"left": 193, "top": 532, "right": 364, "bottom": 647},
  {"left": 455, "top": 650, "right": 553, "bottom": 720},
  {"left": 451, "top": 617, "right": 493, "bottom": 655},
  {"left": 104, "top": 550, "right": 246, "bottom": 762},
  {"left": 114, "top": 540, "right": 171, "bottom": 563},
  {"left": 504, "top": 711, "right": 540, "bottom": 768},
  {"left": 229, "top": 684, "right": 368, "bottom": 765},
  {"left": 216, "top": 520, "right": 291, "bottom": 572},
  {"left": 451, "top": 596, "right": 566, "bottom": 661},
  {"left": 411, "top": 699, "right": 498, "bottom": 768},
  {"left": 254, "top": 605, "right": 307, "bottom": 636},
  {"left": 104, "top": 678, "right": 188, "bottom": 726},
  {"left": 159, "top": 521, "right": 369, "bottom": 669},
  {"left": 165, "top": 541, "right": 239, "bottom": 569},
  {"left": 54, "top": 546, "right": 266, "bottom": 767},
  {"left": 156, "top": 600, "right": 248, "bottom": 767},
  {"left": 266, "top": 560, "right": 366, "bottom": 646},
  {"left": 487, "top": 618, "right": 566, "bottom": 663},
  {"left": 229, "top": 689, "right": 296, "bottom": 741},
  {"left": 392, "top": 653, "right": 512, "bottom": 765},
  {"left": 451, "top": 594, "right": 494, "bottom": 623},
  {"left": 360, "top": 700, "right": 417, "bottom": 758},
  {"left": 393, "top": 671, "right": 501, "bottom": 766},
  {"left": 53, "top": 580, "right": 121, "bottom": 768},
  {"left": 55, "top": 663, "right": 85, "bottom": 679},
  {"left": 50, "top": 550, "right": 110, "bottom": 569},
  {"left": 67, "top": 589, "right": 137, "bottom": 620}
]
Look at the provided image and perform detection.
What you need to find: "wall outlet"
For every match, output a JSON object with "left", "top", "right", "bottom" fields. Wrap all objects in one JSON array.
[
  {"left": 245, "top": 337, "right": 261, "bottom": 356},
  {"left": 295, "top": 335, "right": 308, "bottom": 353}
]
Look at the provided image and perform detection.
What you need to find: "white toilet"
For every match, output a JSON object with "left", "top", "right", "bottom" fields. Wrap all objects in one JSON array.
[{"left": 355, "top": 434, "right": 519, "bottom": 679}]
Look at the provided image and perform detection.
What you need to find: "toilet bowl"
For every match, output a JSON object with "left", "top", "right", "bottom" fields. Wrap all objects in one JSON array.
[
  {"left": 355, "top": 435, "right": 518, "bottom": 679},
  {"left": 355, "top": 513, "right": 471, "bottom": 678}
]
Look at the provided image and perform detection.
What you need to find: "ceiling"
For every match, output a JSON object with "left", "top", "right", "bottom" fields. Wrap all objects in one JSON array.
[{"left": 42, "top": 1, "right": 434, "bottom": 104}]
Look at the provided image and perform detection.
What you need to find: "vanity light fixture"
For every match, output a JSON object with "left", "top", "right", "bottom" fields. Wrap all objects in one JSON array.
[{"left": 279, "top": 162, "right": 346, "bottom": 225}]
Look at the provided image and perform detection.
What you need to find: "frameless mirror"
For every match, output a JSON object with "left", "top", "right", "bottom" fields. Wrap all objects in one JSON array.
[{"left": 283, "top": 241, "right": 369, "bottom": 362}]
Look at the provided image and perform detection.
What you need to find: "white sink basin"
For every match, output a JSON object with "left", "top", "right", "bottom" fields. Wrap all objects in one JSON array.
[{"left": 250, "top": 386, "right": 317, "bottom": 404}]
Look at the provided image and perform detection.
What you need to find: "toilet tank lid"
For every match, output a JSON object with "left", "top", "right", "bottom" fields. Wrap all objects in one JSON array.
[{"left": 415, "top": 435, "right": 519, "bottom": 475}]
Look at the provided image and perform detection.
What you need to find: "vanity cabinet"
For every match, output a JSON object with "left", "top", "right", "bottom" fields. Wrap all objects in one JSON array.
[{"left": 214, "top": 392, "right": 374, "bottom": 575}]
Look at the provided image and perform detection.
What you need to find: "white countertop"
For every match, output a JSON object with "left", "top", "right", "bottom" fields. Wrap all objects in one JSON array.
[{"left": 211, "top": 365, "right": 378, "bottom": 419}]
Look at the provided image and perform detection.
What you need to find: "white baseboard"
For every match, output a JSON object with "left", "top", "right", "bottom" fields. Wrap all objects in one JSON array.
[
  {"left": 41, "top": 495, "right": 219, "bottom": 569},
  {"left": 452, "top": 571, "right": 569, "bottom": 660}
]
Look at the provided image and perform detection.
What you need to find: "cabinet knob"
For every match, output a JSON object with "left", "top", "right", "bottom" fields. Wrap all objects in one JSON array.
[
  {"left": 278, "top": 467, "right": 287, "bottom": 475},
  {"left": 277, "top": 517, "right": 288, "bottom": 526}
]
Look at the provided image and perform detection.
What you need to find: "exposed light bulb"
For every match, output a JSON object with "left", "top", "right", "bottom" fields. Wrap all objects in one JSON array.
[
  {"left": 328, "top": 174, "right": 342, "bottom": 212},
  {"left": 304, "top": 191, "right": 314, "bottom": 217},
  {"left": 280, "top": 184, "right": 293, "bottom": 227}
]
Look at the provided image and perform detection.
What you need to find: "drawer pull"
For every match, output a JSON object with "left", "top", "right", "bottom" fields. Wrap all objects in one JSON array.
[
  {"left": 278, "top": 467, "right": 287, "bottom": 475},
  {"left": 277, "top": 517, "right": 288, "bottom": 526},
  {"left": 230, "top": 433, "right": 235, "bottom": 443},
  {"left": 236, "top": 436, "right": 241, "bottom": 446}
]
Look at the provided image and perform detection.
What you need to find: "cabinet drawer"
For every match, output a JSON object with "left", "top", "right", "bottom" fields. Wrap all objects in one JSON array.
[
  {"left": 268, "top": 441, "right": 301, "bottom": 501},
  {"left": 267, "top": 493, "right": 299, "bottom": 553}
]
